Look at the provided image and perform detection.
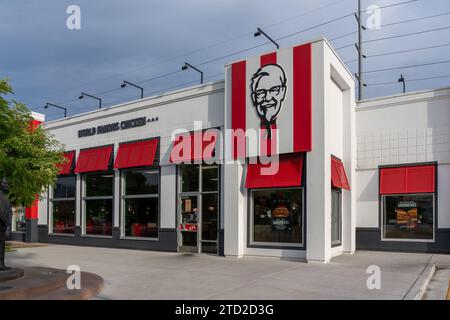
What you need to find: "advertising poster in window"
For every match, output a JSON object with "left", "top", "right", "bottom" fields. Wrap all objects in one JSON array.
[
  {"left": 396, "top": 201, "right": 418, "bottom": 229},
  {"left": 271, "top": 205, "right": 291, "bottom": 231}
]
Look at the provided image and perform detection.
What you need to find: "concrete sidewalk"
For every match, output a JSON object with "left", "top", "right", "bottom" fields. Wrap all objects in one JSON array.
[{"left": 5, "top": 245, "right": 450, "bottom": 300}]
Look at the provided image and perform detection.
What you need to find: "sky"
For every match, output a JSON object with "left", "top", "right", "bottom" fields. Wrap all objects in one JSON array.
[{"left": 1, "top": 0, "right": 450, "bottom": 121}]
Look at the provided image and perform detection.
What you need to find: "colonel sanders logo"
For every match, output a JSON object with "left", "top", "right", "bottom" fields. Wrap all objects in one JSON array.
[{"left": 250, "top": 64, "right": 287, "bottom": 138}]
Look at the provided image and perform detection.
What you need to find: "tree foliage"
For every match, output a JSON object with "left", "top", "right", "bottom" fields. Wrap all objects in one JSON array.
[{"left": 0, "top": 78, "right": 66, "bottom": 207}]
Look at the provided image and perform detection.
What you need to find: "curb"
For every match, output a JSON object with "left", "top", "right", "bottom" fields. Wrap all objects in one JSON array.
[{"left": 404, "top": 264, "right": 436, "bottom": 300}]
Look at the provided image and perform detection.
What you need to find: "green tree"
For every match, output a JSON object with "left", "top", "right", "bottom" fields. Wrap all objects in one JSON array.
[{"left": 0, "top": 78, "right": 65, "bottom": 207}]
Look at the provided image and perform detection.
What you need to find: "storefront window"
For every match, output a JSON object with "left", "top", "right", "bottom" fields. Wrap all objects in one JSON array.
[
  {"left": 383, "top": 194, "right": 434, "bottom": 240},
  {"left": 181, "top": 165, "right": 199, "bottom": 192},
  {"left": 251, "top": 188, "right": 303, "bottom": 245},
  {"left": 331, "top": 188, "right": 341, "bottom": 246},
  {"left": 11, "top": 206, "right": 26, "bottom": 232},
  {"left": 84, "top": 172, "right": 113, "bottom": 236},
  {"left": 50, "top": 176, "right": 76, "bottom": 234},
  {"left": 202, "top": 165, "right": 219, "bottom": 192},
  {"left": 122, "top": 169, "right": 159, "bottom": 238}
]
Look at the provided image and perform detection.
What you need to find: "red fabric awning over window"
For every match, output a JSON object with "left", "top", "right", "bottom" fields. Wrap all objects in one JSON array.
[
  {"left": 245, "top": 154, "right": 304, "bottom": 189},
  {"left": 58, "top": 151, "right": 75, "bottom": 175},
  {"left": 170, "top": 130, "right": 219, "bottom": 164},
  {"left": 114, "top": 139, "right": 158, "bottom": 169},
  {"left": 74, "top": 146, "right": 113, "bottom": 173},
  {"left": 331, "top": 157, "right": 350, "bottom": 190},
  {"left": 380, "top": 165, "right": 435, "bottom": 195}
]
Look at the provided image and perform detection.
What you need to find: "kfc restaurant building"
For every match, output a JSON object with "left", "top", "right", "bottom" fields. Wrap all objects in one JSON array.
[{"left": 12, "top": 38, "right": 450, "bottom": 262}]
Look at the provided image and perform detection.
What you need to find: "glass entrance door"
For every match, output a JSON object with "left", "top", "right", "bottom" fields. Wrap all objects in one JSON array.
[
  {"left": 179, "top": 195, "right": 199, "bottom": 252},
  {"left": 178, "top": 164, "right": 220, "bottom": 254}
]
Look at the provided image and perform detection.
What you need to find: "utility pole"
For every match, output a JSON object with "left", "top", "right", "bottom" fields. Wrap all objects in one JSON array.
[{"left": 357, "top": 0, "right": 364, "bottom": 100}]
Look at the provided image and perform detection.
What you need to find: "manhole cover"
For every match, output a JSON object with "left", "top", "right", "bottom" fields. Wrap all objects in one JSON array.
[{"left": 0, "top": 286, "right": 13, "bottom": 291}]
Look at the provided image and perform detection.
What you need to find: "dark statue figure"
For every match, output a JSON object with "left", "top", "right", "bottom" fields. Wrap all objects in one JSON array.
[{"left": 0, "top": 178, "right": 12, "bottom": 271}]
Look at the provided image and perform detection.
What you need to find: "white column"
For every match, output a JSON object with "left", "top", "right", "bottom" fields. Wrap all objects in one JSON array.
[
  {"left": 223, "top": 161, "right": 246, "bottom": 257},
  {"left": 75, "top": 174, "right": 81, "bottom": 226},
  {"left": 38, "top": 190, "right": 48, "bottom": 225},
  {"left": 306, "top": 41, "right": 331, "bottom": 263},
  {"left": 160, "top": 165, "right": 176, "bottom": 229},
  {"left": 343, "top": 84, "right": 357, "bottom": 254},
  {"left": 113, "top": 170, "right": 120, "bottom": 228}
]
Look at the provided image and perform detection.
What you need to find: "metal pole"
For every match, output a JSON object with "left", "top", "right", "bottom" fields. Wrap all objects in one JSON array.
[{"left": 358, "top": 0, "right": 363, "bottom": 100}]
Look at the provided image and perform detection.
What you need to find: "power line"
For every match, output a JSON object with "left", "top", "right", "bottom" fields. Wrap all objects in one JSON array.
[
  {"left": 364, "top": 26, "right": 450, "bottom": 44},
  {"left": 336, "top": 25, "right": 450, "bottom": 50},
  {"left": 380, "top": 11, "right": 450, "bottom": 28},
  {"left": 41, "top": 72, "right": 224, "bottom": 117},
  {"left": 363, "top": 59, "right": 450, "bottom": 74},
  {"left": 329, "top": 31, "right": 357, "bottom": 42},
  {"left": 345, "top": 42, "right": 450, "bottom": 63},
  {"left": 361, "top": 0, "right": 418, "bottom": 13},
  {"left": 366, "top": 74, "right": 450, "bottom": 86},
  {"left": 29, "top": 0, "right": 348, "bottom": 103},
  {"left": 37, "top": 0, "right": 425, "bottom": 116},
  {"left": 275, "top": 13, "right": 354, "bottom": 42}
]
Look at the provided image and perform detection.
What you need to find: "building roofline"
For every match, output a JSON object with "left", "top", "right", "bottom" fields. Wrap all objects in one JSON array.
[
  {"left": 358, "top": 85, "right": 450, "bottom": 104},
  {"left": 44, "top": 80, "right": 224, "bottom": 127}
]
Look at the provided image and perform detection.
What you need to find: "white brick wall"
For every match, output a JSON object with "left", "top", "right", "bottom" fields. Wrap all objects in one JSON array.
[{"left": 357, "top": 125, "right": 450, "bottom": 169}]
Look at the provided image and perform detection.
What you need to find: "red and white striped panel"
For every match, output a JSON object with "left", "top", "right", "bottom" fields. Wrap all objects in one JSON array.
[{"left": 227, "top": 43, "right": 312, "bottom": 159}]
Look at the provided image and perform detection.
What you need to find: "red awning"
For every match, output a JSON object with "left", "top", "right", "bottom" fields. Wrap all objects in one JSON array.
[
  {"left": 114, "top": 139, "right": 158, "bottom": 169},
  {"left": 57, "top": 151, "right": 75, "bottom": 175},
  {"left": 331, "top": 157, "right": 350, "bottom": 190},
  {"left": 170, "top": 130, "right": 219, "bottom": 164},
  {"left": 74, "top": 146, "right": 113, "bottom": 173},
  {"left": 245, "top": 154, "right": 303, "bottom": 189},
  {"left": 380, "top": 165, "right": 435, "bottom": 195}
]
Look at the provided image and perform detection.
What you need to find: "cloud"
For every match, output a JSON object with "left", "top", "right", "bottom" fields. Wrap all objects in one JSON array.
[{"left": 1, "top": 0, "right": 449, "bottom": 120}]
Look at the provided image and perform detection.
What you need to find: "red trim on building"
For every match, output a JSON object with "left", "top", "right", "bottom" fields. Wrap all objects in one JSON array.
[
  {"left": 28, "top": 119, "right": 42, "bottom": 132},
  {"left": 331, "top": 157, "right": 350, "bottom": 190},
  {"left": 380, "top": 165, "right": 436, "bottom": 195},
  {"left": 57, "top": 151, "right": 75, "bottom": 175},
  {"left": 245, "top": 153, "right": 304, "bottom": 189},
  {"left": 25, "top": 198, "right": 38, "bottom": 220},
  {"left": 293, "top": 43, "right": 312, "bottom": 152},
  {"left": 25, "top": 118, "right": 43, "bottom": 220},
  {"left": 231, "top": 60, "right": 247, "bottom": 159},
  {"left": 114, "top": 139, "right": 158, "bottom": 169},
  {"left": 74, "top": 146, "right": 113, "bottom": 173},
  {"left": 260, "top": 52, "right": 277, "bottom": 66}
]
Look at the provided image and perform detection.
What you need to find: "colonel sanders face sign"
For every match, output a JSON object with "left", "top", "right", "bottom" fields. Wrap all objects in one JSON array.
[{"left": 250, "top": 64, "right": 287, "bottom": 136}]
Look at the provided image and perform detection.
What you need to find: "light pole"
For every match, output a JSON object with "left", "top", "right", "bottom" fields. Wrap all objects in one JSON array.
[
  {"left": 398, "top": 74, "right": 406, "bottom": 93},
  {"left": 182, "top": 62, "right": 204, "bottom": 84},
  {"left": 254, "top": 27, "right": 279, "bottom": 50},
  {"left": 79, "top": 92, "right": 102, "bottom": 109},
  {"left": 121, "top": 80, "right": 144, "bottom": 99},
  {"left": 44, "top": 102, "right": 67, "bottom": 118}
]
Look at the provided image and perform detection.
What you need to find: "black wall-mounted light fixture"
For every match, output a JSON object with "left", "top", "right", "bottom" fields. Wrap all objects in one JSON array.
[
  {"left": 254, "top": 27, "right": 279, "bottom": 50},
  {"left": 181, "top": 62, "right": 204, "bottom": 84},
  {"left": 79, "top": 92, "right": 102, "bottom": 109},
  {"left": 121, "top": 80, "right": 144, "bottom": 99},
  {"left": 45, "top": 102, "right": 67, "bottom": 118}
]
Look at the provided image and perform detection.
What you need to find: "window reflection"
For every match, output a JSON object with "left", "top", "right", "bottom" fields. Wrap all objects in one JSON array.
[
  {"left": 252, "top": 188, "right": 303, "bottom": 245},
  {"left": 383, "top": 194, "right": 434, "bottom": 240}
]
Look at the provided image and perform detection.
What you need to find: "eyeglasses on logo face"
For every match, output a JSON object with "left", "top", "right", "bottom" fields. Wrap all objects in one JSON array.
[{"left": 255, "top": 85, "right": 284, "bottom": 100}]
